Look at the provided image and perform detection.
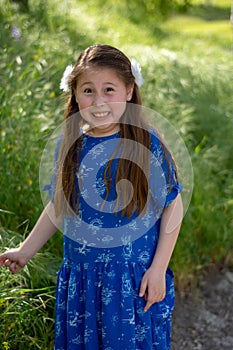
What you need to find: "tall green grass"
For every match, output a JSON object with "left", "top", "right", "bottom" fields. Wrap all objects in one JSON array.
[
  {"left": 0, "top": 0, "right": 233, "bottom": 347},
  {"left": 139, "top": 49, "right": 233, "bottom": 287},
  {"left": 0, "top": 228, "right": 60, "bottom": 349}
]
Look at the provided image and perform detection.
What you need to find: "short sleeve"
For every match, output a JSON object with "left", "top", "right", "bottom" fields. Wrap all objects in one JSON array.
[
  {"left": 43, "top": 134, "right": 63, "bottom": 202},
  {"left": 149, "top": 131, "right": 183, "bottom": 210},
  {"left": 164, "top": 163, "right": 183, "bottom": 208}
]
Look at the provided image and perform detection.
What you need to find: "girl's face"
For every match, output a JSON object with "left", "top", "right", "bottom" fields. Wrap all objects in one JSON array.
[{"left": 74, "top": 67, "right": 134, "bottom": 137}]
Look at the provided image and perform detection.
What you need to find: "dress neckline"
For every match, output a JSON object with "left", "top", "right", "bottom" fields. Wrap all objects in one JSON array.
[{"left": 82, "top": 130, "right": 121, "bottom": 140}]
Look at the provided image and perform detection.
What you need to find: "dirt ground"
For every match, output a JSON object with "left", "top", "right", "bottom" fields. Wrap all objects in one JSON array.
[{"left": 171, "top": 268, "right": 233, "bottom": 350}]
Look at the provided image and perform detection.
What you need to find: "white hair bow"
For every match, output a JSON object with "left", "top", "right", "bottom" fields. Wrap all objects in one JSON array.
[
  {"left": 59, "top": 65, "right": 74, "bottom": 92},
  {"left": 131, "top": 58, "right": 144, "bottom": 87}
]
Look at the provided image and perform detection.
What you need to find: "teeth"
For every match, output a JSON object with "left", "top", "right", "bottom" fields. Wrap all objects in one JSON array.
[{"left": 93, "top": 112, "right": 109, "bottom": 117}]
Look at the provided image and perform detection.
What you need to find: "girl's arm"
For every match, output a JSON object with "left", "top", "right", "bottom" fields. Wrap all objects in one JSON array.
[
  {"left": 139, "top": 194, "right": 183, "bottom": 312},
  {"left": 0, "top": 201, "right": 61, "bottom": 274}
]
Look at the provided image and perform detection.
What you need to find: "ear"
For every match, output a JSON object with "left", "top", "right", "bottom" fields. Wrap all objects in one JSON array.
[{"left": 126, "top": 85, "right": 134, "bottom": 101}]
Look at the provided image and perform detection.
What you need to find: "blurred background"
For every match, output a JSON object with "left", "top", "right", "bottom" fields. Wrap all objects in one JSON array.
[{"left": 0, "top": 0, "right": 232, "bottom": 348}]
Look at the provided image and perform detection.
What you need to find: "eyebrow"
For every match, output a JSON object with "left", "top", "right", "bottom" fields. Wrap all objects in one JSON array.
[{"left": 79, "top": 81, "right": 117, "bottom": 88}]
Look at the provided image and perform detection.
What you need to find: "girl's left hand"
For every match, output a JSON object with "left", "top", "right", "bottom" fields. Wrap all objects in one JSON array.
[{"left": 139, "top": 267, "right": 166, "bottom": 312}]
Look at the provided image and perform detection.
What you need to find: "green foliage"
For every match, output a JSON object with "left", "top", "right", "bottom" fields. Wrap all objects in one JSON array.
[
  {"left": 139, "top": 48, "right": 233, "bottom": 285},
  {"left": 0, "top": 229, "right": 60, "bottom": 349},
  {"left": 0, "top": 0, "right": 233, "bottom": 347},
  {"left": 0, "top": 0, "right": 68, "bottom": 230}
]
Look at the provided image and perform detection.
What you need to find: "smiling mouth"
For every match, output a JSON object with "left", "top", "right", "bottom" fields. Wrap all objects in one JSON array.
[{"left": 92, "top": 111, "right": 110, "bottom": 118}]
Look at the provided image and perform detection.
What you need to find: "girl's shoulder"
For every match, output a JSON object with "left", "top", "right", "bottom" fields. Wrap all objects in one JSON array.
[
  {"left": 149, "top": 127, "right": 163, "bottom": 149},
  {"left": 148, "top": 127, "right": 173, "bottom": 164}
]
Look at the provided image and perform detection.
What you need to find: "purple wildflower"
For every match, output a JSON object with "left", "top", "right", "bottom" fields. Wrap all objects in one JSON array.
[{"left": 12, "top": 26, "right": 21, "bottom": 40}]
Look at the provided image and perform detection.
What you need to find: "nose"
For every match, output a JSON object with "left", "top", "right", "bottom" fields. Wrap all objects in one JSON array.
[{"left": 92, "top": 92, "right": 106, "bottom": 107}]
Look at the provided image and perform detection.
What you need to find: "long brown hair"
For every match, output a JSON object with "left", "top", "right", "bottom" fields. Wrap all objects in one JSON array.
[{"left": 54, "top": 44, "right": 173, "bottom": 218}]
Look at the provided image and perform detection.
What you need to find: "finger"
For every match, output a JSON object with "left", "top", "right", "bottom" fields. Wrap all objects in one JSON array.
[
  {"left": 144, "top": 294, "right": 158, "bottom": 312},
  {"left": 4, "top": 259, "right": 13, "bottom": 268},
  {"left": 9, "top": 262, "right": 18, "bottom": 274},
  {"left": 155, "top": 290, "right": 166, "bottom": 302},
  {"left": 3, "top": 258, "right": 10, "bottom": 267},
  {"left": 144, "top": 300, "right": 152, "bottom": 312},
  {"left": 0, "top": 254, "right": 7, "bottom": 266},
  {"left": 158, "top": 292, "right": 165, "bottom": 302},
  {"left": 139, "top": 277, "right": 147, "bottom": 297}
]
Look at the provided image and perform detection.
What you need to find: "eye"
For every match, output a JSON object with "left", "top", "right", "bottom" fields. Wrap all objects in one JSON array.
[
  {"left": 105, "top": 87, "right": 114, "bottom": 93},
  {"left": 84, "top": 88, "right": 92, "bottom": 94}
]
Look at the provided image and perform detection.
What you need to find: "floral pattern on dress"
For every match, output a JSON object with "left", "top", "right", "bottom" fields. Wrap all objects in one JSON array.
[{"left": 45, "top": 130, "right": 182, "bottom": 350}]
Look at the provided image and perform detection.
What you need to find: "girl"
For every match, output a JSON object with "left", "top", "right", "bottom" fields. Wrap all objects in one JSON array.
[{"left": 0, "top": 44, "right": 183, "bottom": 349}]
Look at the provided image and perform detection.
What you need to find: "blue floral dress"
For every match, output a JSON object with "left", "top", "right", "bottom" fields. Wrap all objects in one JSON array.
[{"left": 45, "top": 130, "right": 182, "bottom": 350}]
